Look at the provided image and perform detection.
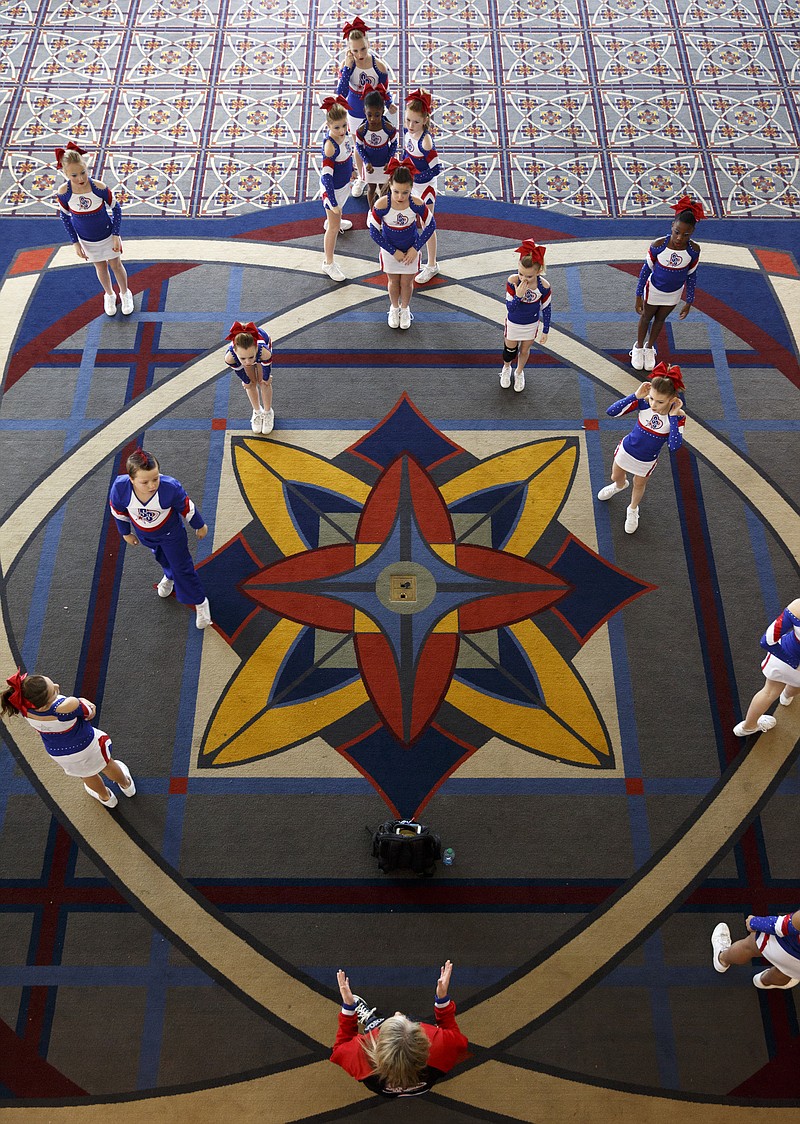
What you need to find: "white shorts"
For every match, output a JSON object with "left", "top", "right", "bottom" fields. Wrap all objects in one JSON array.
[
  {"left": 757, "top": 933, "right": 800, "bottom": 980},
  {"left": 79, "top": 234, "right": 121, "bottom": 263},
  {"left": 50, "top": 729, "right": 112, "bottom": 777},
  {"left": 643, "top": 279, "right": 683, "bottom": 307},
  {"left": 347, "top": 112, "right": 364, "bottom": 137},
  {"left": 363, "top": 165, "right": 389, "bottom": 185},
  {"left": 761, "top": 652, "right": 800, "bottom": 688},
  {"left": 322, "top": 183, "right": 351, "bottom": 211},
  {"left": 613, "top": 440, "right": 658, "bottom": 478},
  {"left": 380, "top": 248, "right": 420, "bottom": 275},
  {"left": 505, "top": 318, "right": 542, "bottom": 343}
]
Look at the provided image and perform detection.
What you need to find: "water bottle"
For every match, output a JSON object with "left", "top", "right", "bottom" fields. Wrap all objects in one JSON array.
[{"left": 442, "top": 847, "right": 455, "bottom": 867}]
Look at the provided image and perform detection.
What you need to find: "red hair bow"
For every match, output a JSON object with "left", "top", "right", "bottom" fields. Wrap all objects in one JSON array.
[
  {"left": 54, "top": 141, "right": 87, "bottom": 169},
  {"left": 386, "top": 156, "right": 417, "bottom": 176},
  {"left": 405, "top": 88, "right": 432, "bottom": 113},
  {"left": 651, "top": 361, "right": 685, "bottom": 391},
  {"left": 670, "top": 195, "right": 705, "bottom": 222},
  {"left": 515, "top": 239, "right": 546, "bottom": 265},
  {"left": 5, "top": 669, "right": 30, "bottom": 716},
  {"left": 359, "top": 81, "right": 389, "bottom": 102},
  {"left": 321, "top": 95, "right": 349, "bottom": 112},
  {"left": 227, "top": 321, "right": 259, "bottom": 341},
  {"left": 342, "top": 16, "right": 370, "bottom": 37}
]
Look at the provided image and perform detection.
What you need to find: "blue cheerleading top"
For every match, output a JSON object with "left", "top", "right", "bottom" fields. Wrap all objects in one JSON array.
[
  {"left": 505, "top": 277, "right": 552, "bottom": 333},
  {"left": 607, "top": 394, "right": 685, "bottom": 463},
  {"left": 56, "top": 180, "right": 122, "bottom": 244},
  {"left": 25, "top": 695, "right": 96, "bottom": 757},
  {"left": 367, "top": 197, "right": 435, "bottom": 254},
  {"left": 109, "top": 474, "right": 205, "bottom": 543},
  {"left": 760, "top": 607, "right": 800, "bottom": 669},
  {"left": 356, "top": 117, "right": 398, "bottom": 169}
]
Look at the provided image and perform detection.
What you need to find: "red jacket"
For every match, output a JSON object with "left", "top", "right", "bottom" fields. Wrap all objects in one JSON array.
[{"left": 330, "top": 1000, "right": 468, "bottom": 1097}]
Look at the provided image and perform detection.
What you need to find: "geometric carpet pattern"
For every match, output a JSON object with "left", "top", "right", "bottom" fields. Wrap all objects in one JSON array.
[{"left": 1, "top": 1, "right": 799, "bottom": 1121}]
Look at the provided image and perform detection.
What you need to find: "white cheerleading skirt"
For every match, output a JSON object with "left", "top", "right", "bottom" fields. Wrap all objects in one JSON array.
[
  {"left": 757, "top": 933, "right": 800, "bottom": 979},
  {"left": 50, "top": 730, "right": 112, "bottom": 777},
  {"left": 613, "top": 440, "right": 659, "bottom": 478},
  {"left": 78, "top": 234, "right": 121, "bottom": 263},
  {"left": 761, "top": 652, "right": 800, "bottom": 688},
  {"left": 380, "top": 248, "right": 420, "bottom": 274},
  {"left": 643, "top": 279, "right": 683, "bottom": 307},
  {"left": 505, "top": 318, "right": 543, "bottom": 343}
]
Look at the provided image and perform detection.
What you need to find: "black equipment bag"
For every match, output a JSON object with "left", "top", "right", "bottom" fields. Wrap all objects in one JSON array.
[{"left": 371, "top": 820, "right": 442, "bottom": 876}]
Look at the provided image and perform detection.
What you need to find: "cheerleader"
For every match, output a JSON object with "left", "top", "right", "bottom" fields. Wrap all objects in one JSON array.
[
  {"left": 355, "top": 86, "right": 398, "bottom": 207},
  {"left": 2, "top": 670, "right": 135, "bottom": 809},
  {"left": 336, "top": 16, "right": 396, "bottom": 196},
  {"left": 712, "top": 911, "right": 800, "bottom": 990},
  {"left": 109, "top": 447, "right": 212, "bottom": 630},
  {"left": 632, "top": 195, "right": 704, "bottom": 371},
  {"left": 55, "top": 142, "right": 133, "bottom": 317},
  {"left": 224, "top": 320, "right": 274, "bottom": 434},
  {"left": 403, "top": 90, "right": 442, "bottom": 284},
  {"left": 500, "top": 239, "right": 551, "bottom": 393},
  {"left": 596, "top": 362, "right": 686, "bottom": 535},
  {"left": 367, "top": 158, "right": 436, "bottom": 330},
  {"left": 733, "top": 598, "right": 800, "bottom": 737},
  {"left": 320, "top": 96, "right": 355, "bottom": 283}
]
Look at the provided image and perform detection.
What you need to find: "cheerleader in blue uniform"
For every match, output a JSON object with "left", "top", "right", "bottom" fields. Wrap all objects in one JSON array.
[
  {"left": 224, "top": 320, "right": 274, "bottom": 435},
  {"left": 109, "top": 448, "right": 212, "bottom": 629},
  {"left": 55, "top": 142, "right": 134, "bottom": 318},
  {"left": 732, "top": 598, "right": 800, "bottom": 737},
  {"left": 2, "top": 669, "right": 136, "bottom": 809},
  {"left": 367, "top": 157, "right": 436, "bottom": 330},
  {"left": 336, "top": 16, "right": 396, "bottom": 196},
  {"left": 403, "top": 90, "right": 442, "bottom": 285},
  {"left": 355, "top": 86, "right": 397, "bottom": 208},
  {"left": 632, "top": 195, "right": 704, "bottom": 372},
  {"left": 500, "top": 239, "right": 551, "bottom": 394},
  {"left": 712, "top": 908, "right": 800, "bottom": 990},
  {"left": 596, "top": 362, "right": 686, "bottom": 535},
  {"left": 320, "top": 96, "right": 356, "bottom": 283}
]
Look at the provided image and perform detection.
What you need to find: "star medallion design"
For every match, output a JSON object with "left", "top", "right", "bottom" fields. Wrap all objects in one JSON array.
[{"left": 198, "top": 397, "right": 654, "bottom": 817}]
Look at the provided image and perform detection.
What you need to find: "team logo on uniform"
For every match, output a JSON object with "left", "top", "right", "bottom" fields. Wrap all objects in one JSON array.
[
  {"left": 668, "top": 252, "right": 682, "bottom": 266},
  {"left": 370, "top": 132, "right": 381, "bottom": 144},
  {"left": 78, "top": 195, "right": 92, "bottom": 210},
  {"left": 395, "top": 213, "right": 408, "bottom": 225},
  {"left": 137, "top": 507, "right": 160, "bottom": 523},
  {"left": 649, "top": 413, "right": 664, "bottom": 430}
]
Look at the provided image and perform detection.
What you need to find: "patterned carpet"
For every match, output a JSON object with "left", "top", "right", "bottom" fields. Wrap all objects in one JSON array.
[{"left": 1, "top": 2, "right": 800, "bottom": 1123}]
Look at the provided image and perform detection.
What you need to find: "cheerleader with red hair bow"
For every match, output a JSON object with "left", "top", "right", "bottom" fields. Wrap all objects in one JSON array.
[
  {"left": 320, "top": 96, "right": 357, "bottom": 283},
  {"left": 403, "top": 89, "right": 442, "bottom": 285},
  {"left": 730, "top": 598, "right": 800, "bottom": 738},
  {"left": 336, "top": 16, "right": 396, "bottom": 196},
  {"left": 355, "top": 83, "right": 398, "bottom": 207},
  {"left": 367, "top": 158, "right": 435, "bottom": 330},
  {"left": 500, "top": 240, "right": 551, "bottom": 393},
  {"left": 54, "top": 142, "right": 134, "bottom": 317},
  {"left": 631, "top": 195, "right": 706, "bottom": 372},
  {"left": 223, "top": 320, "right": 275, "bottom": 434},
  {"left": 2, "top": 670, "right": 136, "bottom": 810},
  {"left": 596, "top": 362, "right": 687, "bottom": 536}
]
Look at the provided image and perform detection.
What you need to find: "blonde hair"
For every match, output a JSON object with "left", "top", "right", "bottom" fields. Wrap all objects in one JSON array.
[
  {"left": 61, "top": 149, "right": 86, "bottom": 171},
  {"left": 361, "top": 1016, "right": 430, "bottom": 1090},
  {"left": 519, "top": 254, "right": 542, "bottom": 272},
  {"left": 234, "top": 331, "right": 255, "bottom": 349},
  {"left": 347, "top": 28, "right": 367, "bottom": 43},
  {"left": 326, "top": 103, "right": 347, "bottom": 123}
]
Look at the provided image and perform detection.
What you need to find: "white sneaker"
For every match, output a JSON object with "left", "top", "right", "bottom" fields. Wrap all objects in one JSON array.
[
  {"left": 103, "top": 291, "right": 117, "bottom": 316},
  {"left": 630, "top": 345, "right": 644, "bottom": 370},
  {"left": 157, "top": 575, "right": 174, "bottom": 598},
  {"left": 753, "top": 970, "right": 800, "bottom": 990},
  {"left": 195, "top": 598, "right": 212, "bottom": 630},
  {"left": 115, "top": 760, "right": 136, "bottom": 797},
  {"left": 733, "top": 715, "right": 777, "bottom": 737},
  {"left": 322, "top": 260, "right": 346, "bottom": 282},
  {"left": 251, "top": 409, "right": 262, "bottom": 433},
  {"left": 351, "top": 177, "right": 366, "bottom": 197},
  {"left": 500, "top": 365, "right": 512, "bottom": 388},
  {"left": 261, "top": 408, "right": 274, "bottom": 434},
  {"left": 779, "top": 689, "right": 794, "bottom": 706},
  {"left": 415, "top": 262, "right": 440, "bottom": 284},
  {"left": 643, "top": 346, "right": 657, "bottom": 371},
  {"left": 387, "top": 305, "right": 400, "bottom": 328},
  {"left": 513, "top": 370, "right": 525, "bottom": 392},
  {"left": 711, "top": 923, "right": 731, "bottom": 973},
  {"left": 120, "top": 289, "right": 134, "bottom": 315},
  {"left": 323, "top": 218, "right": 352, "bottom": 232},
  {"left": 399, "top": 307, "right": 413, "bottom": 329},
  {"left": 597, "top": 479, "right": 629, "bottom": 501},
  {"left": 84, "top": 783, "right": 118, "bottom": 808},
  {"left": 624, "top": 505, "right": 639, "bottom": 534}
]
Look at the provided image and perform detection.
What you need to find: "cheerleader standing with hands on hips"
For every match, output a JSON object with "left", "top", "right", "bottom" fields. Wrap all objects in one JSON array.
[
  {"left": 223, "top": 320, "right": 274, "bottom": 434},
  {"left": 367, "top": 157, "right": 436, "bottom": 329},
  {"left": 632, "top": 195, "right": 704, "bottom": 371},
  {"left": 336, "top": 16, "right": 396, "bottom": 196},
  {"left": 320, "top": 96, "right": 356, "bottom": 283},
  {"left": 109, "top": 448, "right": 212, "bottom": 630},
  {"left": 732, "top": 598, "right": 800, "bottom": 737},
  {"left": 2, "top": 670, "right": 136, "bottom": 810},
  {"left": 55, "top": 142, "right": 134, "bottom": 317},
  {"left": 403, "top": 89, "right": 442, "bottom": 285},
  {"left": 597, "top": 362, "right": 686, "bottom": 535},
  {"left": 500, "top": 239, "right": 551, "bottom": 393}
]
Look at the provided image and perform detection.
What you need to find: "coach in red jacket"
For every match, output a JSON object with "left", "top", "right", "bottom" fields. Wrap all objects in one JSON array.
[{"left": 330, "top": 959, "right": 469, "bottom": 1097}]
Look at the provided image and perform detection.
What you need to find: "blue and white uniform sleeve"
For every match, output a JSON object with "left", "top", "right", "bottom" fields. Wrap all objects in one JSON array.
[
  {"left": 540, "top": 281, "right": 552, "bottom": 333},
  {"left": 607, "top": 393, "right": 644, "bottom": 418},
  {"left": 668, "top": 413, "right": 685, "bottom": 451},
  {"left": 505, "top": 280, "right": 521, "bottom": 314},
  {"left": 368, "top": 204, "right": 397, "bottom": 254},
  {"left": 169, "top": 479, "right": 204, "bottom": 530},
  {"left": 386, "top": 122, "right": 398, "bottom": 161},
  {"left": 635, "top": 247, "right": 655, "bottom": 298},
  {"left": 354, "top": 124, "right": 368, "bottom": 163},
  {"left": 109, "top": 483, "right": 132, "bottom": 535},
  {"left": 336, "top": 65, "right": 353, "bottom": 97},
  {"left": 748, "top": 915, "right": 799, "bottom": 937},
  {"left": 684, "top": 246, "right": 700, "bottom": 303},
  {"left": 375, "top": 62, "right": 393, "bottom": 106},
  {"left": 320, "top": 144, "right": 337, "bottom": 200},
  {"left": 56, "top": 192, "right": 78, "bottom": 243},
  {"left": 411, "top": 199, "right": 435, "bottom": 250}
]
